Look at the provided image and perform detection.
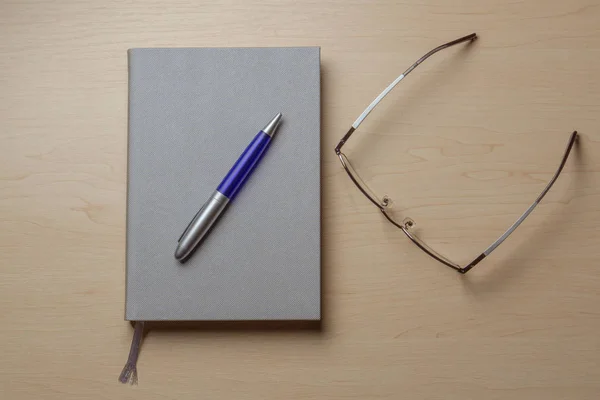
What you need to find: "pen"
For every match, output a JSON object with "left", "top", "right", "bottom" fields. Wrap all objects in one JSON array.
[{"left": 174, "top": 113, "right": 283, "bottom": 262}]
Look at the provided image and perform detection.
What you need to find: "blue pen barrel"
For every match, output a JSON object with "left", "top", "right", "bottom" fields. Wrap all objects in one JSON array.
[
  {"left": 175, "top": 113, "right": 282, "bottom": 262},
  {"left": 217, "top": 131, "right": 272, "bottom": 199}
]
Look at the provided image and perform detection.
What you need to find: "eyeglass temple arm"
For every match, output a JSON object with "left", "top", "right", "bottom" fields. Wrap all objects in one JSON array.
[
  {"left": 388, "top": 131, "right": 578, "bottom": 274},
  {"left": 461, "top": 130, "right": 579, "bottom": 273},
  {"left": 335, "top": 127, "right": 355, "bottom": 155},
  {"left": 335, "top": 33, "right": 477, "bottom": 155}
]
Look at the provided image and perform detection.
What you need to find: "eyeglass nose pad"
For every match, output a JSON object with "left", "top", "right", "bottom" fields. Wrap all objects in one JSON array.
[{"left": 402, "top": 217, "right": 416, "bottom": 230}]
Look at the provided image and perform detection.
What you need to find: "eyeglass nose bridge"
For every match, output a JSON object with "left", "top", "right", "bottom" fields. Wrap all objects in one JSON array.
[{"left": 381, "top": 196, "right": 416, "bottom": 230}]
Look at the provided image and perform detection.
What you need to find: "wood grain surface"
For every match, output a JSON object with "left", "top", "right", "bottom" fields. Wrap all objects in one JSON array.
[{"left": 1, "top": 1, "right": 599, "bottom": 399}]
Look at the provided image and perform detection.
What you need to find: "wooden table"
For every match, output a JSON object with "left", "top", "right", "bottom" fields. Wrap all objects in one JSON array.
[{"left": 2, "top": 1, "right": 599, "bottom": 399}]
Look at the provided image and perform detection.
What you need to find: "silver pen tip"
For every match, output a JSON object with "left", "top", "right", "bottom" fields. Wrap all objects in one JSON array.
[{"left": 262, "top": 113, "right": 282, "bottom": 137}]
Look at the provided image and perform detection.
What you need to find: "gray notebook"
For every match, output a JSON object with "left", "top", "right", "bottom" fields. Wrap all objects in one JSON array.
[{"left": 126, "top": 47, "right": 321, "bottom": 321}]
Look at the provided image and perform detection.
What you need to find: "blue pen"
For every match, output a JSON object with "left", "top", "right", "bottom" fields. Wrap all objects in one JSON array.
[{"left": 174, "top": 113, "right": 282, "bottom": 262}]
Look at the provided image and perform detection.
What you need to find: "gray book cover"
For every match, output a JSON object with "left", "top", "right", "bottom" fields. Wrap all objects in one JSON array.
[{"left": 126, "top": 47, "right": 320, "bottom": 321}]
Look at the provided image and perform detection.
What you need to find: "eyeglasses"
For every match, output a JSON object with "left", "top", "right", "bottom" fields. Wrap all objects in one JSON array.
[{"left": 335, "top": 33, "right": 578, "bottom": 274}]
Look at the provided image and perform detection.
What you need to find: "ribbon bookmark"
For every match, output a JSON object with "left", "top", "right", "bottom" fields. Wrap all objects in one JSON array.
[{"left": 119, "top": 321, "right": 145, "bottom": 385}]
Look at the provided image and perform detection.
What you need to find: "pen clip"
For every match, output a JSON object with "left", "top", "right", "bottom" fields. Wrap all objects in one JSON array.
[{"left": 178, "top": 202, "right": 207, "bottom": 243}]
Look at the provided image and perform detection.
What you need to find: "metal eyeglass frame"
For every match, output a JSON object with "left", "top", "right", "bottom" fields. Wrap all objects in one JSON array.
[{"left": 335, "top": 32, "right": 578, "bottom": 274}]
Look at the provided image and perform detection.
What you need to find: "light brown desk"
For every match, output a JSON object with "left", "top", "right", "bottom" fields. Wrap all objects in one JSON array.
[{"left": 2, "top": 1, "right": 599, "bottom": 399}]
